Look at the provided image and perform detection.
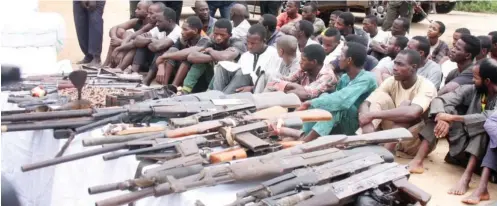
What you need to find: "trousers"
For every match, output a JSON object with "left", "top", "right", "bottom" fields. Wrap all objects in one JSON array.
[
  {"left": 73, "top": 0, "right": 106, "bottom": 57},
  {"left": 381, "top": 1, "right": 414, "bottom": 32},
  {"left": 210, "top": 66, "right": 253, "bottom": 94}
]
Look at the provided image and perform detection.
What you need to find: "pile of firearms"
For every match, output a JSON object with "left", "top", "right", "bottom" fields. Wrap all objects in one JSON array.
[{"left": 2, "top": 80, "right": 431, "bottom": 205}]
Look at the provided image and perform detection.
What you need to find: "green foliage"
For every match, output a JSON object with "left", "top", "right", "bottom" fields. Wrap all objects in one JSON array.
[{"left": 455, "top": 1, "right": 497, "bottom": 13}]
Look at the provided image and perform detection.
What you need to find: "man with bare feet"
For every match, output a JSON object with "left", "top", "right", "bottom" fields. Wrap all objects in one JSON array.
[
  {"left": 111, "top": 2, "right": 166, "bottom": 71},
  {"left": 357, "top": 50, "right": 438, "bottom": 173},
  {"left": 149, "top": 16, "right": 209, "bottom": 86},
  {"left": 420, "top": 58, "right": 496, "bottom": 196},
  {"left": 462, "top": 109, "right": 497, "bottom": 204},
  {"left": 102, "top": 0, "right": 152, "bottom": 68}
]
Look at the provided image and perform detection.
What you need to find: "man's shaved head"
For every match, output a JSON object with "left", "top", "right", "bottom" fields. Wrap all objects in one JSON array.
[
  {"left": 194, "top": 0, "right": 208, "bottom": 8},
  {"left": 231, "top": 3, "right": 249, "bottom": 19},
  {"left": 276, "top": 35, "right": 298, "bottom": 55}
]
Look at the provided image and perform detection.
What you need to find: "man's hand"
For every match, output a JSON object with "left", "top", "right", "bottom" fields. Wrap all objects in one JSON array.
[
  {"left": 296, "top": 101, "right": 311, "bottom": 111},
  {"left": 203, "top": 47, "right": 213, "bottom": 54},
  {"left": 435, "top": 113, "right": 455, "bottom": 123},
  {"left": 358, "top": 113, "right": 374, "bottom": 126},
  {"left": 434, "top": 120, "right": 450, "bottom": 138},
  {"left": 110, "top": 38, "right": 122, "bottom": 47},
  {"left": 80, "top": 0, "right": 89, "bottom": 9},
  {"left": 155, "top": 56, "right": 166, "bottom": 66},
  {"left": 235, "top": 86, "right": 254, "bottom": 93},
  {"left": 87, "top": 0, "right": 97, "bottom": 11},
  {"left": 155, "top": 64, "right": 167, "bottom": 85},
  {"left": 148, "top": 41, "right": 159, "bottom": 52},
  {"left": 361, "top": 124, "right": 375, "bottom": 134}
]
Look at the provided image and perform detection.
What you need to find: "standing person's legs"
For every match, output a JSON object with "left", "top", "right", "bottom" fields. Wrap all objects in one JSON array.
[
  {"left": 73, "top": 1, "right": 91, "bottom": 64},
  {"left": 129, "top": 0, "right": 139, "bottom": 19},
  {"left": 207, "top": 1, "right": 221, "bottom": 18},
  {"left": 219, "top": 1, "right": 235, "bottom": 19},
  {"left": 382, "top": 2, "right": 401, "bottom": 31},
  {"left": 87, "top": 1, "right": 106, "bottom": 66},
  {"left": 260, "top": 1, "right": 281, "bottom": 16}
]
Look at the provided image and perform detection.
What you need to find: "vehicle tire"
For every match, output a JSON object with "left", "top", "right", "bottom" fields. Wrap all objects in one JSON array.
[
  {"left": 435, "top": 2, "right": 456, "bottom": 14},
  {"left": 412, "top": 2, "right": 431, "bottom": 23},
  {"left": 366, "top": 1, "right": 387, "bottom": 26}
]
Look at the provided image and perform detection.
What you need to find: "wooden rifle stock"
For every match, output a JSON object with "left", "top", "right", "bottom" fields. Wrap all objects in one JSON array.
[
  {"left": 209, "top": 147, "right": 248, "bottom": 164},
  {"left": 392, "top": 177, "right": 431, "bottom": 206},
  {"left": 165, "top": 120, "right": 226, "bottom": 138},
  {"left": 278, "top": 141, "right": 304, "bottom": 149}
]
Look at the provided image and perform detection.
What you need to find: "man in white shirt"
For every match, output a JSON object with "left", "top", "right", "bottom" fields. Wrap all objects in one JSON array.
[
  {"left": 293, "top": 20, "right": 319, "bottom": 58},
  {"left": 321, "top": 28, "right": 344, "bottom": 68},
  {"left": 371, "top": 35, "right": 409, "bottom": 84},
  {"left": 128, "top": 7, "right": 181, "bottom": 74},
  {"left": 211, "top": 24, "right": 280, "bottom": 94},
  {"left": 362, "top": 15, "right": 389, "bottom": 55},
  {"left": 370, "top": 17, "right": 411, "bottom": 60},
  {"left": 230, "top": 3, "right": 251, "bottom": 42}
]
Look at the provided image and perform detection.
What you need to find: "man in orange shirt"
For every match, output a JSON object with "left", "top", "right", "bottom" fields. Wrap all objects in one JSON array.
[{"left": 276, "top": 0, "right": 302, "bottom": 30}]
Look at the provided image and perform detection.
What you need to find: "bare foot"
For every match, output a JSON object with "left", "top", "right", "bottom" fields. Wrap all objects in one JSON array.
[
  {"left": 408, "top": 159, "right": 425, "bottom": 174},
  {"left": 448, "top": 177, "right": 470, "bottom": 195},
  {"left": 462, "top": 189, "right": 490, "bottom": 204},
  {"left": 87, "top": 58, "right": 102, "bottom": 68}
]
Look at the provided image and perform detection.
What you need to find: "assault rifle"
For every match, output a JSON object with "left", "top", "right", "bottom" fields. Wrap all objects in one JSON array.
[
  {"left": 93, "top": 128, "right": 413, "bottom": 206},
  {"left": 259, "top": 163, "right": 430, "bottom": 206}
]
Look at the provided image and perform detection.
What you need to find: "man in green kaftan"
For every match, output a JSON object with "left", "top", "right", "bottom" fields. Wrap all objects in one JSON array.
[{"left": 296, "top": 42, "right": 377, "bottom": 142}]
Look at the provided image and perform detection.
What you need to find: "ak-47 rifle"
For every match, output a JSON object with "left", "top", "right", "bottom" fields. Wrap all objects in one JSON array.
[
  {"left": 93, "top": 128, "right": 413, "bottom": 206},
  {"left": 259, "top": 162, "right": 430, "bottom": 206}
]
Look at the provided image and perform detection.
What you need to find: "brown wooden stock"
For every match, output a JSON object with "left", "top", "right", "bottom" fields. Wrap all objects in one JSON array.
[
  {"left": 116, "top": 126, "right": 165, "bottom": 135},
  {"left": 209, "top": 147, "right": 248, "bottom": 164},
  {"left": 280, "top": 109, "right": 332, "bottom": 122},
  {"left": 166, "top": 121, "right": 223, "bottom": 138},
  {"left": 278, "top": 141, "right": 304, "bottom": 149},
  {"left": 247, "top": 106, "right": 288, "bottom": 120}
]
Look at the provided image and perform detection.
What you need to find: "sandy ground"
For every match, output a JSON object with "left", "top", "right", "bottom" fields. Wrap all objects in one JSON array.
[{"left": 37, "top": 1, "right": 496, "bottom": 205}]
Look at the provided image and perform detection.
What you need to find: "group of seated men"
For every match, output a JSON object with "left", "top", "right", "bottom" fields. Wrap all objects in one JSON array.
[{"left": 101, "top": 0, "right": 497, "bottom": 204}]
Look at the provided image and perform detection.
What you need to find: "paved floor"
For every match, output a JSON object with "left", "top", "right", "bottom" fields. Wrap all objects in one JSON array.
[{"left": 38, "top": 1, "right": 497, "bottom": 205}]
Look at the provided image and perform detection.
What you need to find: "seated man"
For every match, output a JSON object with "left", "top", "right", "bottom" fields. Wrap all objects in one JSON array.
[
  {"left": 110, "top": 2, "right": 165, "bottom": 70},
  {"left": 427, "top": 21, "right": 449, "bottom": 64},
  {"left": 369, "top": 17, "right": 411, "bottom": 58},
  {"left": 267, "top": 44, "right": 338, "bottom": 101},
  {"left": 257, "top": 35, "right": 300, "bottom": 93},
  {"left": 407, "top": 36, "right": 442, "bottom": 88},
  {"left": 416, "top": 59, "right": 496, "bottom": 195},
  {"left": 319, "top": 10, "right": 343, "bottom": 37},
  {"left": 259, "top": 14, "right": 283, "bottom": 47},
  {"left": 211, "top": 24, "right": 280, "bottom": 94},
  {"left": 301, "top": 2, "right": 325, "bottom": 37},
  {"left": 192, "top": 0, "right": 216, "bottom": 36},
  {"left": 372, "top": 35, "right": 409, "bottom": 84},
  {"left": 463, "top": 110, "right": 497, "bottom": 204},
  {"left": 127, "top": 7, "right": 182, "bottom": 74},
  {"left": 181, "top": 19, "right": 247, "bottom": 94},
  {"left": 439, "top": 34, "right": 481, "bottom": 95},
  {"left": 357, "top": 50, "right": 438, "bottom": 173},
  {"left": 298, "top": 42, "right": 377, "bottom": 141},
  {"left": 363, "top": 15, "right": 389, "bottom": 59},
  {"left": 150, "top": 16, "right": 209, "bottom": 86},
  {"left": 476, "top": 35, "right": 492, "bottom": 64},
  {"left": 321, "top": 28, "right": 344, "bottom": 69},
  {"left": 334, "top": 12, "right": 369, "bottom": 45},
  {"left": 292, "top": 20, "right": 319, "bottom": 55},
  {"left": 276, "top": 0, "right": 302, "bottom": 30},
  {"left": 103, "top": 0, "right": 152, "bottom": 67},
  {"left": 329, "top": 35, "right": 378, "bottom": 77},
  {"left": 230, "top": 3, "right": 251, "bottom": 43}
]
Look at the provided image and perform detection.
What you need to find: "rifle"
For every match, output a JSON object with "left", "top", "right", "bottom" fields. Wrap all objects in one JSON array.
[
  {"left": 260, "top": 163, "right": 410, "bottom": 206},
  {"left": 231, "top": 150, "right": 391, "bottom": 205},
  {"left": 94, "top": 128, "right": 413, "bottom": 206}
]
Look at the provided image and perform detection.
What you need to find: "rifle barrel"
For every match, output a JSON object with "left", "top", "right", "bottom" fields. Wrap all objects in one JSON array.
[
  {"left": 95, "top": 187, "right": 155, "bottom": 206},
  {"left": 75, "top": 113, "right": 128, "bottom": 133},
  {"left": 1, "top": 109, "right": 93, "bottom": 122},
  {"left": 1, "top": 118, "right": 94, "bottom": 132},
  {"left": 88, "top": 182, "right": 121, "bottom": 195}
]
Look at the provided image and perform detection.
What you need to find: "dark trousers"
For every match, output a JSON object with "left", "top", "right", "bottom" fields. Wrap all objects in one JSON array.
[
  {"left": 73, "top": 1, "right": 105, "bottom": 57},
  {"left": 207, "top": 1, "right": 233, "bottom": 19},
  {"left": 132, "top": 48, "right": 155, "bottom": 72},
  {"left": 260, "top": 1, "right": 281, "bottom": 16}
]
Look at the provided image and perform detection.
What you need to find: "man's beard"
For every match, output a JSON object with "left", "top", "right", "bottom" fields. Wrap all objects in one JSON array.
[{"left": 476, "top": 85, "right": 488, "bottom": 95}]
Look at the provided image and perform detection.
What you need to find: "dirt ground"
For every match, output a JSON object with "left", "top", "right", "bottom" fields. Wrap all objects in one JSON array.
[{"left": 38, "top": 1, "right": 496, "bottom": 205}]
